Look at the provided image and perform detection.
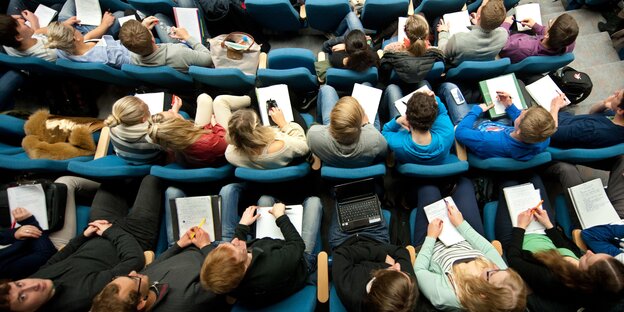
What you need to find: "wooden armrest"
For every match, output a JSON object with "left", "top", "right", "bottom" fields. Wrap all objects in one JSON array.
[
  {"left": 573, "top": 229, "right": 588, "bottom": 252},
  {"left": 318, "top": 251, "right": 329, "bottom": 303},
  {"left": 94, "top": 126, "right": 110, "bottom": 159},
  {"left": 454, "top": 125, "right": 467, "bottom": 161},
  {"left": 377, "top": 49, "right": 384, "bottom": 59},
  {"left": 408, "top": 0, "right": 414, "bottom": 16},
  {"left": 317, "top": 51, "right": 326, "bottom": 62},
  {"left": 311, "top": 154, "right": 321, "bottom": 171},
  {"left": 406, "top": 245, "right": 416, "bottom": 264},
  {"left": 300, "top": 4, "right": 306, "bottom": 20},
  {"left": 144, "top": 250, "right": 154, "bottom": 267},
  {"left": 258, "top": 52, "right": 267, "bottom": 69},
  {"left": 491, "top": 240, "right": 503, "bottom": 256}
]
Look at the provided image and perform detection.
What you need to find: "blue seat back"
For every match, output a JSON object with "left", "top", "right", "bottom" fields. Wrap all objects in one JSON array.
[
  {"left": 321, "top": 163, "right": 386, "bottom": 180},
  {"left": 483, "top": 201, "right": 498, "bottom": 241},
  {"left": 0, "top": 54, "right": 66, "bottom": 76},
  {"left": 56, "top": 59, "right": 140, "bottom": 86},
  {"left": 468, "top": 152, "right": 552, "bottom": 171},
  {"left": 127, "top": 0, "right": 176, "bottom": 16},
  {"left": 268, "top": 48, "right": 316, "bottom": 74},
  {"left": 0, "top": 152, "right": 92, "bottom": 172},
  {"left": 68, "top": 155, "right": 152, "bottom": 179},
  {"left": 0, "top": 114, "right": 26, "bottom": 138},
  {"left": 99, "top": 0, "right": 135, "bottom": 11},
  {"left": 257, "top": 68, "right": 318, "bottom": 91},
  {"left": 446, "top": 58, "right": 511, "bottom": 81},
  {"left": 325, "top": 67, "right": 378, "bottom": 91},
  {"left": 547, "top": 144, "right": 624, "bottom": 163},
  {"left": 245, "top": 0, "right": 303, "bottom": 32},
  {"left": 414, "top": 0, "right": 466, "bottom": 19},
  {"left": 232, "top": 285, "right": 317, "bottom": 312},
  {"left": 121, "top": 64, "right": 193, "bottom": 90},
  {"left": 305, "top": 0, "right": 351, "bottom": 32},
  {"left": 360, "top": 0, "right": 409, "bottom": 30},
  {"left": 189, "top": 66, "right": 256, "bottom": 93},
  {"left": 150, "top": 163, "right": 234, "bottom": 183},
  {"left": 468, "top": 0, "right": 519, "bottom": 11},
  {"left": 505, "top": 53, "right": 574, "bottom": 75},
  {"left": 234, "top": 162, "right": 311, "bottom": 183},
  {"left": 397, "top": 154, "right": 469, "bottom": 178}
]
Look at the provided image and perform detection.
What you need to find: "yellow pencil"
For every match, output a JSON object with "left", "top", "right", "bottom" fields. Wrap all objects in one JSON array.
[{"left": 190, "top": 218, "right": 206, "bottom": 239}]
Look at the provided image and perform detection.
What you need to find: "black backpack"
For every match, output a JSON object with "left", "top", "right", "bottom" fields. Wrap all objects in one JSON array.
[{"left": 550, "top": 66, "right": 593, "bottom": 104}]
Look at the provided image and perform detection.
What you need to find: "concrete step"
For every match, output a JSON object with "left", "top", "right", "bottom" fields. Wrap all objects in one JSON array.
[
  {"left": 574, "top": 61, "right": 624, "bottom": 112},
  {"left": 543, "top": 9, "right": 606, "bottom": 36},
  {"left": 569, "top": 32, "right": 621, "bottom": 69}
]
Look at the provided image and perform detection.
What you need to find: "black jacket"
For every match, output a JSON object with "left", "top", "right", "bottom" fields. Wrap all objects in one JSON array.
[
  {"left": 379, "top": 49, "right": 445, "bottom": 85},
  {"left": 0, "top": 216, "right": 56, "bottom": 279}
]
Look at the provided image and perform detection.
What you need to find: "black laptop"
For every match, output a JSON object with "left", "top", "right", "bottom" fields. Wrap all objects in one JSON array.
[{"left": 333, "top": 178, "right": 383, "bottom": 232}]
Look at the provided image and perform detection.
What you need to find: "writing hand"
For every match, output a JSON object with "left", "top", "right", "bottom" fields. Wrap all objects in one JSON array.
[
  {"left": 169, "top": 27, "right": 190, "bottom": 41},
  {"left": 269, "top": 107, "right": 287, "bottom": 128},
  {"left": 496, "top": 91, "right": 513, "bottom": 107},
  {"left": 532, "top": 208, "right": 553, "bottom": 229},
  {"left": 446, "top": 201, "right": 464, "bottom": 227},
  {"left": 191, "top": 227, "right": 211, "bottom": 249},
  {"left": 521, "top": 18, "right": 535, "bottom": 28},
  {"left": 437, "top": 19, "right": 449, "bottom": 33},
  {"left": 479, "top": 103, "right": 495, "bottom": 112},
  {"left": 269, "top": 203, "right": 286, "bottom": 219},
  {"left": 550, "top": 93, "right": 567, "bottom": 111},
  {"left": 517, "top": 210, "right": 533, "bottom": 229},
  {"left": 177, "top": 227, "right": 194, "bottom": 248}
]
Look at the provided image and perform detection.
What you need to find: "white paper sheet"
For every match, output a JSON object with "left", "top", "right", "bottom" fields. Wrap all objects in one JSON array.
[
  {"left": 134, "top": 92, "right": 165, "bottom": 114},
  {"left": 351, "top": 83, "right": 383, "bottom": 122},
  {"left": 569, "top": 179, "right": 622, "bottom": 229},
  {"left": 173, "top": 7, "right": 202, "bottom": 42},
  {"left": 117, "top": 15, "right": 136, "bottom": 27},
  {"left": 515, "top": 3, "right": 542, "bottom": 32},
  {"left": 442, "top": 11, "right": 471, "bottom": 37},
  {"left": 26, "top": 4, "right": 57, "bottom": 28},
  {"left": 503, "top": 183, "right": 545, "bottom": 235},
  {"left": 485, "top": 74, "right": 523, "bottom": 115},
  {"left": 256, "top": 205, "right": 303, "bottom": 240},
  {"left": 525, "top": 75, "right": 570, "bottom": 111},
  {"left": 423, "top": 197, "right": 465, "bottom": 246},
  {"left": 75, "top": 0, "right": 102, "bottom": 26},
  {"left": 174, "top": 196, "right": 219, "bottom": 242},
  {"left": 398, "top": 17, "right": 408, "bottom": 45},
  {"left": 256, "top": 84, "right": 294, "bottom": 126},
  {"left": 393, "top": 85, "right": 431, "bottom": 116},
  {"left": 7, "top": 184, "right": 49, "bottom": 230}
]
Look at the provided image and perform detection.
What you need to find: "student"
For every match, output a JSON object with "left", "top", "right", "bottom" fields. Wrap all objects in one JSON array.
[
  {"left": 57, "top": 0, "right": 124, "bottom": 37},
  {"left": 413, "top": 178, "right": 527, "bottom": 312},
  {"left": 104, "top": 96, "right": 165, "bottom": 165},
  {"left": 225, "top": 108, "right": 309, "bottom": 169},
  {"left": 307, "top": 85, "right": 387, "bottom": 168},
  {"left": 119, "top": 19, "right": 212, "bottom": 73},
  {"left": 7, "top": 0, "right": 66, "bottom": 16},
  {"left": 437, "top": 0, "right": 508, "bottom": 66},
  {"left": 323, "top": 29, "right": 379, "bottom": 72},
  {"left": 381, "top": 87, "right": 454, "bottom": 164},
  {"left": 445, "top": 83, "right": 556, "bottom": 160},
  {"left": 200, "top": 196, "right": 322, "bottom": 307},
  {"left": 582, "top": 224, "right": 624, "bottom": 264},
  {"left": 499, "top": 13, "right": 578, "bottom": 64},
  {"left": 0, "top": 175, "right": 163, "bottom": 312}
]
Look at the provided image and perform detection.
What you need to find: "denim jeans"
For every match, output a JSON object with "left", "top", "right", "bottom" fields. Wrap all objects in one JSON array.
[
  {"left": 58, "top": 0, "right": 124, "bottom": 36},
  {"left": 7, "top": 0, "right": 66, "bottom": 15},
  {"left": 380, "top": 82, "right": 432, "bottom": 123},
  {"left": 334, "top": 11, "right": 364, "bottom": 36},
  {"left": 317, "top": 84, "right": 381, "bottom": 130},
  {"left": 438, "top": 82, "right": 513, "bottom": 127},
  {"left": 218, "top": 182, "right": 249, "bottom": 242}
]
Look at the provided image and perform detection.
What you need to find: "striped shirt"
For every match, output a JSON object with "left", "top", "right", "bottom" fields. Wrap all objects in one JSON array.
[
  {"left": 109, "top": 130, "right": 163, "bottom": 165},
  {"left": 431, "top": 240, "right": 486, "bottom": 274}
]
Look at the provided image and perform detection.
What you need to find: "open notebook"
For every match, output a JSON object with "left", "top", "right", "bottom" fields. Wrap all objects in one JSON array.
[
  {"left": 479, "top": 73, "right": 528, "bottom": 119},
  {"left": 424, "top": 197, "right": 465, "bottom": 246},
  {"left": 515, "top": 3, "right": 542, "bottom": 32},
  {"left": 26, "top": 4, "right": 57, "bottom": 28},
  {"left": 76, "top": 0, "right": 102, "bottom": 26},
  {"left": 525, "top": 75, "right": 570, "bottom": 111},
  {"left": 256, "top": 205, "right": 303, "bottom": 240},
  {"left": 393, "top": 85, "right": 431, "bottom": 116},
  {"left": 569, "top": 179, "right": 623, "bottom": 229},
  {"left": 503, "top": 183, "right": 546, "bottom": 235},
  {"left": 7, "top": 184, "right": 48, "bottom": 230},
  {"left": 443, "top": 11, "right": 471, "bottom": 37},
  {"left": 170, "top": 195, "right": 221, "bottom": 242},
  {"left": 256, "top": 84, "right": 294, "bottom": 126}
]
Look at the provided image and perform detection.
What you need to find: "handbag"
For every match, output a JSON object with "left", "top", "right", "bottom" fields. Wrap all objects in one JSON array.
[
  {"left": 0, "top": 182, "right": 67, "bottom": 232},
  {"left": 208, "top": 32, "right": 261, "bottom": 75}
]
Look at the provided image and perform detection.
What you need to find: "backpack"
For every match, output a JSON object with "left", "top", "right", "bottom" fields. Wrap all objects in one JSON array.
[{"left": 550, "top": 66, "right": 593, "bottom": 104}]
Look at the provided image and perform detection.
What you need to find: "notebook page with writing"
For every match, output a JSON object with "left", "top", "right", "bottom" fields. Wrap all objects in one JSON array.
[
  {"left": 442, "top": 11, "right": 471, "bottom": 37},
  {"left": 172, "top": 196, "right": 220, "bottom": 242},
  {"left": 423, "top": 197, "right": 465, "bottom": 246},
  {"left": 26, "top": 4, "right": 57, "bottom": 28},
  {"left": 569, "top": 178, "right": 622, "bottom": 229},
  {"left": 173, "top": 7, "right": 202, "bottom": 42},
  {"left": 351, "top": 83, "right": 383, "bottom": 122},
  {"left": 256, "top": 205, "right": 303, "bottom": 240},
  {"left": 256, "top": 84, "right": 294, "bottom": 126},
  {"left": 393, "top": 85, "right": 431, "bottom": 116},
  {"left": 515, "top": 3, "right": 542, "bottom": 32},
  {"left": 7, "top": 184, "right": 49, "bottom": 230},
  {"left": 485, "top": 74, "right": 524, "bottom": 115},
  {"left": 75, "top": 0, "right": 102, "bottom": 26},
  {"left": 525, "top": 75, "right": 570, "bottom": 111},
  {"left": 135, "top": 92, "right": 165, "bottom": 114},
  {"left": 503, "top": 183, "right": 546, "bottom": 234}
]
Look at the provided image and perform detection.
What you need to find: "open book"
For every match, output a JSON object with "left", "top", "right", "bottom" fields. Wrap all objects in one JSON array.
[
  {"left": 351, "top": 83, "right": 383, "bottom": 122},
  {"left": 525, "top": 75, "right": 570, "bottom": 111},
  {"left": 515, "top": 3, "right": 542, "bottom": 32},
  {"left": 169, "top": 195, "right": 221, "bottom": 242},
  {"left": 503, "top": 183, "right": 546, "bottom": 235},
  {"left": 569, "top": 179, "right": 623, "bottom": 229},
  {"left": 256, "top": 84, "right": 295, "bottom": 126},
  {"left": 424, "top": 197, "right": 465, "bottom": 246},
  {"left": 7, "top": 184, "right": 48, "bottom": 230},
  {"left": 26, "top": 4, "right": 57, "bottom": 28},
  {"left": 76, "top": 0, "right": 102, "bottom": 26},
  {"left": 256, "top": 205, "right": 303, "bottom": 240},
  {"left": 173, "top": 7, "right": 203, "bottom": 42},
  {"left": 479, "top": 73, "right": 528, "bottom": 119},
  {"left": 393, "top": 85, "right": 431, "bottom": 116},
  {"left": 442, "top": 11, "right": 471, "bottom": 37}
]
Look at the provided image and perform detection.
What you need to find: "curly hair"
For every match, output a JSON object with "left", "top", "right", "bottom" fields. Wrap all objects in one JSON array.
[{"left": 405, "top": 92, "right": 438, "bottom": 131}]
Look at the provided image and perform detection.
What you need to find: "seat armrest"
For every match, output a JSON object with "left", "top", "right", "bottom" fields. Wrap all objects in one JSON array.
[
  {"left": 259, "top": 52, "right": 268, "bottom": 69},
  {"left": 94, "top": 126, "right": 110, "bottom": 159},
  {"left": 300, "top": 4, "right": 306, "bottom": 19},
  {"left": 491, "top": 240, "right": 503, "bottom": 256},
  {"left": 572, "top": 229, "right": 588, "bottom": 252},
  {"left": 408, "top": 0, "right": 414, "bottom": 15},
  {"left": 377, "top": 49, "right": 384, "bottom": 59},
  {"left": 454, "top": 125, "right": 467, "bottom": 161},
  {"left": 144, "top": 251, "right": 154, "bottom": 267},
  {"left": 311, "top": 154, "right": 321, "bottom": 171},
  {"left": 318, "top": 251, "right": 329, "bottom": 303},
  {"left": 406, "top": 245, "right": 416, "bottom": 264},
  {"left": 317, "top": 51, "right": 326, "bottom": 62}
]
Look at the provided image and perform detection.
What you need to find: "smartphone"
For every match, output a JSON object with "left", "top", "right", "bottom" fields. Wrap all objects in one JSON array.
[{"left": 451, "top": 88, "right": 466, "bottom": 105}]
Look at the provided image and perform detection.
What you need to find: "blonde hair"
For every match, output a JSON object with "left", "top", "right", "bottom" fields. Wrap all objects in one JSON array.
[
  {"left": 104, "top": 96, "right": 150, "bottom": 127},
  {"left": 404, "top": 14, "right": 429, "bottom": 57},
  {"left": 46, "top": 21, "right": 77, "bottom": 54},
  {"left": 226, "top": 109, "right": 275, "bottom": 156},
  {"left": 147, "top": 113, "right": 209, "bottom": 151},
  {"left": 200, "top": 245, "right": 247, "bottom": 294},
  {"left": 330, "top": 96, "right": 364, "bottom": 145},
  {"left": 517, "top": 106, "right": 556, "bottom": 144},
  {"left": 452, "top": 258, "right": 527, "bottom": 312}
]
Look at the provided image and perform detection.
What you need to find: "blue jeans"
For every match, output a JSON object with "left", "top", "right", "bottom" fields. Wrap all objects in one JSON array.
[
  {"left": 438, "top": 82, "right": 513, "bottom": 127},
  {"left": 334, "top": 11, "right": 364, "bottom": 36},
  {"left": 317, "top": 84, "right": 381, "bottom": 130},
  {"left": 218, "top": 182, "right": 249, "bottom": 243},
  {"left": 7, "top": 0, "right": 66, "bottom": 15},
  {"left": 0, "top": 70, "right": 24, "bottom": 111},
  {"left": 58, "top": 0, "right": 124, "bottom": 37},
  {"left": 328, "top": 207, "right": 390, "bottom": 250},
  {"left": 381, "top": 82, "right": 432, "bottom": 123}
]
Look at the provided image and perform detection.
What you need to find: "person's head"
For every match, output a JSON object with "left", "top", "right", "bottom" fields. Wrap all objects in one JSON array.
[
  {"left": 513, "top": 106, "right": 556, "bottom": 144},
  {"left": 452, "top": 258, "right": 527, "bottom": 312},
  {"left": 119, "top": 20, "right": 154, "bottom": 56},
  {"left": 544, "top": 14, "right": 578, "bottom": 52},
  {"left": 478, "top": 0, "right": 506, "bottom": 32},
  {"left": 0, "top": 14, "right": 32, "bottom": 49},
  {"left": 405, "top": 92, "right": 438, "bottom": 132},
  {"left": 90, "top": 271, "right": 150, "bottom": 312},
  {"left": 200, "top": 238, "right": 249, "bottom": 294},
  {"left": 45, "top": 21, "right": 80, "bottom": 54},
  {"left": 104, "top": 96, "right": 151, "bottom": 128},
  {"left": 404, "top": 14, "right": 429, "bottom": 57},
  {"left": 363, "top": 267, "right": 418, "bottom": 312},
  {"left": 147, "top": 113, "right": 208, "bottom": 151},
  {"left": 345, "top": 29, "right": 378, "bottom": 72},
  {"left": 329, "top": 96, "right": 365, "bottom": 145},
  {"left": 607, "top": 89, "right": 624, "bottom": 115},
  {"left": 226, "top": 109, "right": 275, "bottom": 156},
  {"left": 0, "top": 279, "right": 55, "bottom": 312}
]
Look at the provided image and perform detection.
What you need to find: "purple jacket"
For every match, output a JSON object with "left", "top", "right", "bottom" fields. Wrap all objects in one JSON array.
[{"left": 499, "top": 22, "right": 575, "bottom": 63}]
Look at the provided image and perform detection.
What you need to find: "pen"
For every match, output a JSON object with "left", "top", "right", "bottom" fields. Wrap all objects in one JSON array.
[
  {"left": 512, "top": 17, "right": 523, "bottom": 24},
  {"left": 10, "top": 218, "right": 16, "bottom": 229},
  {"left": 529, "top": 200, "right": 544, "bottom": 213},
  {"left": 190, "top": 217, "right": 206, "bottom": 239}
]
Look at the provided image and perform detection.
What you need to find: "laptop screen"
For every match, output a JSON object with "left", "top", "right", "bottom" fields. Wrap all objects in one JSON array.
[{"left": 334, "top": 178, "right": 376, "bottom": 202}]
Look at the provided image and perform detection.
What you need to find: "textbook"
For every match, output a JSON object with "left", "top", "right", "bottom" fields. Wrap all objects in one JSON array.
[
  {"left": 503, "top": 183, "right": 546, "bottom": 235},
  {"left": 423, "top": 197, "right": 465, "bottom": 246},
  {"left": 75, "top": 0, "right": 102, "bottom": 26},
  {"left": 514, "top": 3, "right": 542, "bottom": 32},
  {"left": 479, "top": 73, "right": 528, "bottom": 119},
  {"left": 173, "top": 7, "right": 203, "bottom": 43},
  {"left": 26, "top": 4, "right": 57, "bottom": 28},
  {"left": 169, "top": 195, "right": 221, "bottom": 241},
  {"left": 569, "top": 178, "right": 623, "bottom": 229},
  {"left": 256, "top": 84, "right": 295, "bottom": 126},
  {"left": 351, "top": 83, "right": 383, "bottom": 122},
  {"left": 442, "top": 11, "right": 471, "bottom": 37},
  {"left": 393, "top": 85, "right": 431, "bottom": 116},
  {"left": 525, "top": 75, "right": 570, "bottom": 111},
  {"left": 398, "top": 17, "right": 408, "bottom": 44},
  {"left": 256, "top": 205, "right": 303, "bottom": 240},
  {"left": 7, "top": 184, "right": 49, "bottom": 230}
]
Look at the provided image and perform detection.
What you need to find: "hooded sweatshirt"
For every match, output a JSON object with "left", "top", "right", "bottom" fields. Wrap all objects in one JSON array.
[{"left": 130, "top": 36, "right": 212, "bottom": 73}]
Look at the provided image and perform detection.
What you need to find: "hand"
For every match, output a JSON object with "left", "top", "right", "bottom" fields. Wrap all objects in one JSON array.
[
  {"left": 470, "top": 12, "right": 478, "bottom": 25},
  {"left": 516, "top": 210, "right": 533, "bottom": 229},
  {"left": 142, "top": 16, "right": 159, "bottom": 30},
  {"left": 12, "top": 207, "right": 32, "bottom": 222},
  {"left": 437, "top": 19, "right": 449, "bottom": 33},
  {"left": 496, "top": 91, "right": 513, "bottom": 107},
  {"left": 521, "top": 18, "right": 536, "bottom": 28},
  {"left": 239, "top": 206, "right": 260, "bottom": 226},
  {"left": 419, "top": 89, "right": 435, "bottom": 97},
  {"left": 269, "top": 107, "right": 287, "bottom": 128},
  {"left": 446, "top": 201, "right": 464, "bottom": 227},
  {"left": 177, "top": 228, "right": 193, "bottom": 248},
  {"left": 550, "top": 93, "right": 568, "bottom": 111},
  {"left": 101, "top": 11, "right": 116, "bottom": 28},
  {"left": 191, "top": 227, "right": 211, "bottom": 249},
  {"left": 532, "top": 208, "right": 554, "bottom": 229},
  {"left": 384, "top": 255, "right": 396, "bottom": 266},
  {"left": 169, "top": 27, "right": 190, "bottom": 40},
  {"left": 427, "top": 219, "right": 443, "bottom": 239},
  {"left": 21, "top": 10, "right": 38, "bottom": 25},
  {"left": 331, "top": 43, "right": 346, "bottom": 52},
  {"left": 269, "top": 203, "right": 286, "bottom": 219},
  {"left": 15, "top": 225, "right": 42, "bottom": 240},
  {"left": 479, "top": 103, "right": 495, "bottom": 112},
  {"left": 396, "top": 115, "right": 410, "bottom": 131},
  {"left": 88, "top": 220, "right": 112, "bottom": 236},
  {"left": 83, "top": 224, "right": 98, "bottom": 237},
  {"left": 504, "top": 15, "right": 514, "bottom": 25},
  {"left": 62, "top": 16, "right": 80, "bottom": 27}
]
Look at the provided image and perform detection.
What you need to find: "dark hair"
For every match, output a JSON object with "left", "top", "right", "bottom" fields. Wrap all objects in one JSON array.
[
  {"left": 345, "top": 29, "right": 379, "bottom": 72},
  {"left": 547, "top": 14, "right": 578, "bottom": 53},
  {"left": 0, "top": 280, "right": 11, "bottom": 311},
  {"left": 406, "top": 92, "right": 438, "bottom": 131},
  {"left": 91, "top": 283, "right": 139, "bottom": 312},
  {"left": 363, "top": 270, "right": 418, "bottom": 312},
  {"left": 618, "top": 93, "right": 624, "bottom": 110},
  {"left": 0, "top": 15, "right": 20, "bottom": 48}
]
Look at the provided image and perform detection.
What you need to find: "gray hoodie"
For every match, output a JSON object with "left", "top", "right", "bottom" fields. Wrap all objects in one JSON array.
[{"left": 131, "top": 36, "right": 212, "bottom": 73}]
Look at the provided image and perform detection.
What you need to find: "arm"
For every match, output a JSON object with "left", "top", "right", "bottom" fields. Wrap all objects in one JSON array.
[
  {"left": 454, "top": 105, "right": 489, "bottom": 148},
  {"left": 505, "top": 105, "right": 522, "bottom": 122},
  {"left": 438, "top": 29, "right": 451, "bottom": 51},
  {"left": 505, "top": 228, "right": 558, "bottom": 293},
  {"left": 589, "top": 100, "right": 609, "bottom": 115},
  {"left": 532, "top": 23, "right": 546, "bottom": 36},
  {"left": 101, "top": 226, "right": 145, "bottom": 276},
  {"left": 279, "top": 123, "right": 310, "bottom": 157},
  {"left": 149, "top": 243, "right": 184, "bottom": 266},
  {"left": 582, "top": 225, "right": 624, "bottom": 257},
  {"left": 414, "top": 237, "right": 461, "bottom": 309},
  {"left": 41, "top": 235, "right": 90, "bottom": 267},
  {"left": 545, "top": 227, "right": 582, "bottom": 255},
  {"left": 84, "top": 12, "right": 116, "bottom": 41},
  {"left": 322, "top": 36, "right": 345, "bottom": 53},
  {"left": 456, "top": 221, "right": 507, "bottom": 268},
  {"left": 0, "top": 229, "right": 18, "bottom": 245},
  {"left": 431, "top": 96, "right": 455, "bottom": 149},
  {"left": 275, "top": 215, "right": 305, "bottom": 252},
  {"left": 387, "top": 245, "right": 414, "bottom": 275},
  {"left": 234, "top": 223, "right": 250, "bottom": 241}
]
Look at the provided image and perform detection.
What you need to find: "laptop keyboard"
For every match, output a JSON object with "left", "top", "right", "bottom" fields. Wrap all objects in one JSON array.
[{"left": 339, "top": 198, "right": 380, "bottom": 223}]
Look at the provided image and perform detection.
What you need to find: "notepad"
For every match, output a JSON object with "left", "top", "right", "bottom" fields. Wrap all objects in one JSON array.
[
  {"left": 525, "top": 75, "right": 570, "bottom": 111},
  {"left": 442, "top": 11, "right": 471, "bottom": 37},
  {"left": 169, "top": 195, "right": 221, "bottom": 241},
  {"left": 25, "top": 4, "right": 57, "bottom": 28},
  {"left": 515, "top": 3, "right": 542, "bottom": 32},
  {"left": 351, "top": 83, "right": 383, "bottom": 122},
  {"left": 7, "top": 184, "right": 49, "bottom": 230},
  {"left": 117, "top": 15, "right": 136, "bottom": 27},
  {"left": 503, "top": 183, "right": 546, "bottom": 235},
  {"left": 569, "top": 179, "right": 623, "bottom": 229},
  {"left": 393, "top": 85, "right": 431, "bottom": 116},
  {"left": 423, "top": 197, "right": 465, "bottom": 246},
  {"left": 256, "top": 84, "right": 295, "bottom": 126},
  {"left": 173, "top": 7, "right": 202, "bottom": 42},
  {"left": 256, "top": 205, "right": 303, "bottom": 240},
  {"left": 479, "top": 73, "right": 527, "bottom": 119},
  {"left": 398, "top": 17, "right": 408, "bottom": 45},
  {"left": 76, "top": 0, "right": 102, "bottom": 26},
  {"left": 134, "top": 92, "right": 165, "bottom": 114}
]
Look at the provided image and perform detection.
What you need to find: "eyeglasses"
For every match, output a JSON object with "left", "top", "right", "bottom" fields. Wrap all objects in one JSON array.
[
  {"left": 113, "top": 275, "right": 142, "bottom": 295},
  {"left": 485, "top": 269, "right": 507, "bottom": 282}
]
